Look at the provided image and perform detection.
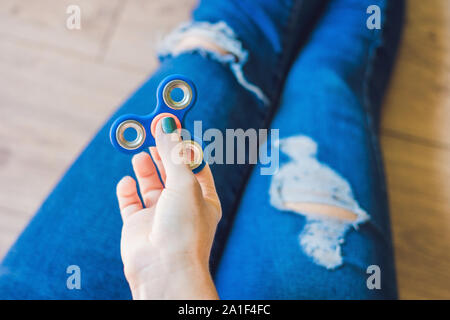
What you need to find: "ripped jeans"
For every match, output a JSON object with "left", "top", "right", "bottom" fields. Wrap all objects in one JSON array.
[{"left": 0, "top": 0, "right": 404, "bottom": 299}]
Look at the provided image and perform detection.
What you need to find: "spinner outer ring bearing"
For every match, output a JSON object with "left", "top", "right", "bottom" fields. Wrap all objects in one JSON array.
[
  {"left": 181, "top": 140, "right": 203, "bottom": 170},
  {"left": 116, "top": 120, "right": 146, "bottom": 150},
  {"left": 163, "top": 80, "right": 193, "bottom": 110}
]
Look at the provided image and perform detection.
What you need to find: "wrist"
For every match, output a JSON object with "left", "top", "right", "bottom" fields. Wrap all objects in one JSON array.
[{"left": 129, "top": 254, "right": 218, "bottom": 300}]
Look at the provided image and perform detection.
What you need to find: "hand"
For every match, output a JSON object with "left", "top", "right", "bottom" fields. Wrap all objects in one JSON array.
[{"left": 116, "top": 118, "right": 221, "bottom": 300}]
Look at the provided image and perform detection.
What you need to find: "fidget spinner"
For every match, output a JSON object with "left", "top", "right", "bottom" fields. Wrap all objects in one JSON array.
[{"left": 110, "top": 75, "right": 205, "bottom": 173}]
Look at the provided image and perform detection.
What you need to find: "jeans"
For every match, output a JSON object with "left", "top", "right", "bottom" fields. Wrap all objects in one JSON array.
[{"left": 0, "top": 0, "right": 404, "bottom": 299}]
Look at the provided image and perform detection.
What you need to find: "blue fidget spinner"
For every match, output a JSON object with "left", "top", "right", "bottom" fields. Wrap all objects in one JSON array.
[{"left": 110, "top": 75, "right": 206, "bottom": 173}]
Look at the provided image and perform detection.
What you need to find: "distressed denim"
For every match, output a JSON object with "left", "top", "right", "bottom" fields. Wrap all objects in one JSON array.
[
  {"left": 0, "top": 0, "right": 404, "bottom": 299},
  {"left": 215, "top": 0, "right": 404, "bottom": 299}
]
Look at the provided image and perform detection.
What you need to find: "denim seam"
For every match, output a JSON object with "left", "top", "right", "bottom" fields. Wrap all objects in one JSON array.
[{"left": 361, "top": 0, "right": 398, "bottom": 238}]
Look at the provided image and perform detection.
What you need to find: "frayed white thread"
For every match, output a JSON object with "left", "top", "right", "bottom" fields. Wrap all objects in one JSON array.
[
  {"left": 269, "top": 135, "right": 369, "bottom": 269},
  {"left": 157, "top": 21, "right": 270, "bottom": 106}
]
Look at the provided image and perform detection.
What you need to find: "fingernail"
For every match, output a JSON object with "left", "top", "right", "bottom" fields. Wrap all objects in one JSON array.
[{"left": 161, "top": 117, "right": 177, "bottom": 134}]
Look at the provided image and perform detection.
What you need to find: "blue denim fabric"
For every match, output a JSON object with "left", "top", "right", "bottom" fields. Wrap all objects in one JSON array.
[
  {"left": 0, "top": 0, "right": 403, "bottom": 299},
  {"left": 191, "top": 0, "right": 328, "bottom": 104},
  {"left": 215, "top": 0, "right": 404, "bottom": 299}
]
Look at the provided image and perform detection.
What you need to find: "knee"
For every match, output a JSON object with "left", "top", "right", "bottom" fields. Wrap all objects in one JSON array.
[
  {"left": 174, "top": 35, "right": 234, "bottom": 58},
  {"left": 283, "top": 202, "right": 357, "bottom": 222}
]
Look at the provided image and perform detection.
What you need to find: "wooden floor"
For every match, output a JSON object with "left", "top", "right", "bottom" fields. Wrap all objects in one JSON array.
[{"left": 0, "top": 0, "right": 449, "bottom": 299}]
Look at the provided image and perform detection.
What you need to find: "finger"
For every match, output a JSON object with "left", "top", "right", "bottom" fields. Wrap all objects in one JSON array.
[
  {"left": 132, "top": 152, "right": 163, "bottom": 207},
  {"left": 149, "top": 147, "right": 166, "bottom": 184},
  {"left": 195, "top": 163, "right": 220, "bottom": 206},
  {"left": 116, "top": 176, "right": 143, "bottom": 220},
  {"left": 154, "top": 118, "right": 194, "bottom": 188}
]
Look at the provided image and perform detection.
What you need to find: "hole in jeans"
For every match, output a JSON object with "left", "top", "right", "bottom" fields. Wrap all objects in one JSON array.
[
  {"left": 269, "top": 135, "right": 370, "bottom": 269},
  {"left": 284, "top": 202, "right": 358, "bottom": 222},
  {"left": 158, "top": 21, "right": 269, "bottom": 105}
]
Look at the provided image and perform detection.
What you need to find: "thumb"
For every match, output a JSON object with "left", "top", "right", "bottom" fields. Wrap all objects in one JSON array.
[{"left": 155, "top": 117, "right": 194, "bottom": 187}]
